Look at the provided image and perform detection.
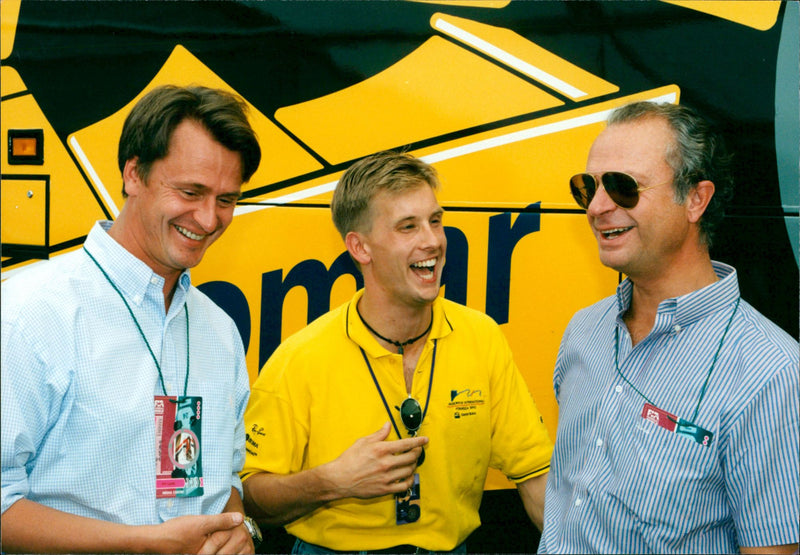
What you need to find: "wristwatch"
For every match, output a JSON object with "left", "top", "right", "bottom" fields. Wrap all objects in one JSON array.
[{"left": 243, "top": 515, "right": 263, "bottom": 548}]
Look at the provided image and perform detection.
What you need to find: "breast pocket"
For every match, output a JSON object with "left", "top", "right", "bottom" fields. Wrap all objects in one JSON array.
[{"left": 608, "top": 418, "right": 722, "bottom": 525}]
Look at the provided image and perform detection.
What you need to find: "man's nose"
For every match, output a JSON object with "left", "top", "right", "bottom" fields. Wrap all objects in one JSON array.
[
  {"left": 195, "top": 197, "right": 218, "bottom": 233},
  {"left": 586, "top": 184, "right": 618, "bottom": 217}
]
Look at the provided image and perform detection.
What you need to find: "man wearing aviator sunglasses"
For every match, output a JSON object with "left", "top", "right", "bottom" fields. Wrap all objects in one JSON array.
[
  {"left": 540, "top": 101, "right": 798, "bottom": 554},
  {"left": 240, "top": 151, "right": 553, "bottom": 554}
]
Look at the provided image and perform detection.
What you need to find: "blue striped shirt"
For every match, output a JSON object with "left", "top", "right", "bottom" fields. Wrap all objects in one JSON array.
[
  {"left": 540, "top": 262, "right": 799, "bottom": 553},
  {"left": 1, "top": 221, "right": 249, "bottom": 524}
]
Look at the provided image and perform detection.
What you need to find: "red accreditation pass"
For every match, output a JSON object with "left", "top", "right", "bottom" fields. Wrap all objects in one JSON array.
[
  {"left": 155, "top": 396, "right": 204, "bottom": 498},
  {"left": 641, "top": 403, "right": 678, "bottom": 432}
]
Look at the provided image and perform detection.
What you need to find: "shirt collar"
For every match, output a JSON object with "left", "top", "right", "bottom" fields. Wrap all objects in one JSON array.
[
  {"left": 83, "top": 220, "right": 192, "bottom": 307},
  {"left": 615, "top": 261, "right": 740, "bottom": 331},
  {"left": 344, "top": 289, "right": 454, "bottom": 358}
]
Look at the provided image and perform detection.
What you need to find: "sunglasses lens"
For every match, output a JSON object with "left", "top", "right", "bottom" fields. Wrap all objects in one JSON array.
[
  {"left": 400, "top": 398, "right": 422, "bottom": 433},
  {"left": 602, "top": 172, "right": 640, "bottom": 208},
  {"left": 570, "top": 174, "right": 595, "bottom": 209}
]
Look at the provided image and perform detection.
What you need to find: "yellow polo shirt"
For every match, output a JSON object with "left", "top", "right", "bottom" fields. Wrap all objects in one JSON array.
[{"left": 241, "top": 291, "right": 552, "bottom": 551}]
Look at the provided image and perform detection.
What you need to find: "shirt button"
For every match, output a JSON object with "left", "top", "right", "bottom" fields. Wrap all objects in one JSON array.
[
  {"left": 151, "top": 276, "right": 159, "bottom": 285},
  {"left": 596, "top": 438, "right": 604, "bottom": 447},
  {"left": 615, "top": 385, "right": 623, "bottom": 393},
  {"left": 673, "top": 324, "right": 682, "bottom": 333},
  {"left": 133, "top": 295, "right": 142, "bottom": 304},
  {"left": 574, "top": 498, "right": 582, "bottom": 507}
]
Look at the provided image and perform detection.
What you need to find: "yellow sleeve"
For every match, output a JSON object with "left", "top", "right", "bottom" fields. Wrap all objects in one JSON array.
[{"left": 488, "top": 325, "right": 554, "bottom": 481}]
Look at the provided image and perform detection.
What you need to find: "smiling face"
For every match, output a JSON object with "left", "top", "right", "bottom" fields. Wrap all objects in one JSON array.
[
  {"left": 356, "top": 183, "right": 447, "bottom": 310},
  {"left": 114, "top": 118, "right": 243, "bottom": 287},
  {"left": 585, "top": 116, "right": 695, "bottom": 282}
]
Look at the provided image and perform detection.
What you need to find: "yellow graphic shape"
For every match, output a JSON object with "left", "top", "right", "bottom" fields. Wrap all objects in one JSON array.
[
  {"left": 68, "top": 45, "right": 322, "bottom": 217},
  {"left": 417, "top": 85, "right": 679, "bottom": 209},
  {"left": 664, "top": 1, "right": 781, "bottom": 31},
  {"left": 275, "top": 36, "right": 564, "bottom": 165},
  {"left": 1, "top": 67, "right": 106, "bottom": 250},
  {"left": 410, "top": 0, "right": 509, "bottom": 8},
  {"left": 1, "top": 0, "right": 21, "bottom": 60},
  {"left": 431, "top": 13, "right": 618, "bottom": 100},
  {"left": 243, "top": 85, "right": 679, "bottom": 215},
  {"left": 235, "top": 173, "right": 343, "bottom": 214},
  {"left": 1, "top": 64, "right": 25, "bottom": 97}
]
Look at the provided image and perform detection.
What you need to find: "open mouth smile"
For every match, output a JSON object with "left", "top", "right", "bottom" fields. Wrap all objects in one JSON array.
[
  {"left": 599, "top": 226, "right": 633, "bottom": 239},
  {"left": 410, "top": 257, "right": 437, "bottom": 279},
  {"left": 175, "top": 225, "right": 206, "bottom": 241}
]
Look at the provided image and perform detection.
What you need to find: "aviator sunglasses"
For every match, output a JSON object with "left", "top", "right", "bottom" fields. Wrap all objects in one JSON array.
[
  {"left": 570, "top": 172, "right": 668, "bottom": 210},
  {"left": 399, "top": 397, "right": 425, "bottom": 465}
]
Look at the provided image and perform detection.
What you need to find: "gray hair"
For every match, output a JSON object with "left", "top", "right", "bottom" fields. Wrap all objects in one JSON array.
[{"left": 608, "top": 101, "right": 733, "bottom": 247}]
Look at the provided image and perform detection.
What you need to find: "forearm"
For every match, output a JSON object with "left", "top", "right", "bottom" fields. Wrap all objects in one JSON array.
[
  {"left": 1, "top": 498, "right": 154, "bottom": 554},
  {"left": 740, "top": 544, "right": 798, "bottom": 554},
  {"left": 224, "top": 486, "right": 246, "bottom": 515},
  {"left": 242, "top": 467, "right": 342, "bottom": 527},
  {"left": 517, "top": 473, "right": 548, "bottom": 531}
]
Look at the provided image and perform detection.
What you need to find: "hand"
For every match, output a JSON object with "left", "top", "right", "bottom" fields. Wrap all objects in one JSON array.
[
  {"left": 323, "top": 422, "right": 428, "bottom": 500},
  {"left": 150, "top": 512, "right": 246, "bottom": 554},
  {"left": 197, "top": 520, "right": 254, "bottom": 555}
]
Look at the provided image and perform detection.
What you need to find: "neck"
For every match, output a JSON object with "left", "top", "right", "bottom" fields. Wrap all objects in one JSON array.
[
  {"left": 357, "top": 294, "right": 433, "bottom": 354},
  {"left": 108, "top": 214, "right": 180, "bottom": 312},
  {"left": 625, "top": 255, "right": 717, "bottom": 343}
]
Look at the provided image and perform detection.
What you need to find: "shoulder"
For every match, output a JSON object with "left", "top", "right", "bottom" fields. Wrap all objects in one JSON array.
[
  {"left": 439, "top": 297, "right": 500, "bottom": 331},
  {"left": 2, "top": 251, "right": 90, "bottom": 322},
  {"left": 735, "top": 300, "right": 798, "bottom": 359},
  {"left": 188, "top": 285, "right": 238, "bottom": 326},
  {"left": 726, "top": 300, "right": 799, "bottom": 391},
  {"left": 261, "top": 302, "right": 347, "bottom": 366},
  {"left": 562, "top": 295, "right": 617, "bottom": 338}
]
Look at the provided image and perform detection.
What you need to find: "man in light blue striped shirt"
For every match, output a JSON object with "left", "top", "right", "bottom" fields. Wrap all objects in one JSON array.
[
  {"left": 541, "top": 102, "right": 799, "bottom": 554},
  {"left": 2, "top": 86, "right": 263, "bottom": 553}
]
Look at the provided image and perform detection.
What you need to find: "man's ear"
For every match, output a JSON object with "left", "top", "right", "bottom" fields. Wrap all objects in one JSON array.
[
  {"left": 122, "top": 158, "right": 143, "bottom": 197},
  {"left": 345, "top": 231, "right": 371, "bottom": 267},
  {"left": 686, "top": 180, "right": 715, "bottom": 224}
]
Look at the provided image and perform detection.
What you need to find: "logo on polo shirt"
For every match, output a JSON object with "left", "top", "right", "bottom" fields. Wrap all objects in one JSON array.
[{"left": 449, "top": 388, "right": 484, "bottom": 419}]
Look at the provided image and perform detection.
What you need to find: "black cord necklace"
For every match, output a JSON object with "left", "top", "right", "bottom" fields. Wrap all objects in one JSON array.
[{"left": 356, "top": 305, "right": 433, "bottom": 354}]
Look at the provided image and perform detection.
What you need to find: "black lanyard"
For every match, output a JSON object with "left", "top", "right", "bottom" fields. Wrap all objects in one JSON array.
[
  {"left": 359, "top": 340, "right": 437, "bottom": 440},
  {"left": 84, "top": 247, "right": 190, "bottom": 398}
]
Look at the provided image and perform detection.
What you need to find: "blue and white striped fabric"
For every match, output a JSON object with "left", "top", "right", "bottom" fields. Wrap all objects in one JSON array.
[
  {"left": 1, "top": 221, "right": 249, "bottom": 524},
  {"left": 540, "top": 262, "right": 799, "bottom": 553}
]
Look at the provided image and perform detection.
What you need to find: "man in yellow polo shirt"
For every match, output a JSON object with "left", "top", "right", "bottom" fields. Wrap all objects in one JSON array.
[{"left": 241, "top": 150, "right": 553, "bottom": 553}]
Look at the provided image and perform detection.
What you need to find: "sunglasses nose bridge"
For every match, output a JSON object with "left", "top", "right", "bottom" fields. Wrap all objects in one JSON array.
[{"left": 586, "top": 179, "right": 628, "bottom": 214}]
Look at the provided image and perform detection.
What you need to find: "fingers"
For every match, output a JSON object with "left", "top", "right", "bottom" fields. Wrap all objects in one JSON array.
[
  {"left": 366, "top": 422, "right": 392, "bottom": 442},
  {"left": 381, "top": 435, "right": 428, "bottom": 456},
  {"left": 197, "top": 511, "right": 244, "bottom": 536},
  {"left": 196, "top": 525, "right": 254, "bottom": 555}
]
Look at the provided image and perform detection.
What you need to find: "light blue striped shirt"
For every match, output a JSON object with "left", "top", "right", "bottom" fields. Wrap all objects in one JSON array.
[
  {"left": 540, "top": 262, "right": 799, "bottom": 554},
  {"left": 1, "top": 221, "right": 249, "bottom": 524}
]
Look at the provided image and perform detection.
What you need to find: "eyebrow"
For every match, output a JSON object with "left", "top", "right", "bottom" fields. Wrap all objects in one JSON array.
[
  {"left": 394, "top": 208, "right": 444, "bottom": 225},
  {"left": 173, "top": 181, "right": 242, "bottom": 200}
]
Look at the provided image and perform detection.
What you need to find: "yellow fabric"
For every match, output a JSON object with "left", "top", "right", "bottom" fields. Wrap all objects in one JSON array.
[{"left": 242, "top": 290, "right": 552, "bottom": 551}]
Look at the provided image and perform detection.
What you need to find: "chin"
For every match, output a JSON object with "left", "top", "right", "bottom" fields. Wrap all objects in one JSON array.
[{"left": 598, "top": 253, "right": 628, "bottom": 274}]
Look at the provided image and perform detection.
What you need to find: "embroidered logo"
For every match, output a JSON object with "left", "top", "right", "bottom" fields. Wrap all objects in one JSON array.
[{"left": 448, "top": 388, "right": 484, "bottom": 419}]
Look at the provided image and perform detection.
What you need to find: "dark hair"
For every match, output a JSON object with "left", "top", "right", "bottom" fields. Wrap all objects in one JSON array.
[
  {"left": 608, "top": 101, "right": 734, "bottom": 247},
  {"left": 118, "top": 85, "right": 261, "bottom": 196},
  {"left": 331, "top": 150, "right": 440, "bottom": 239}
]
